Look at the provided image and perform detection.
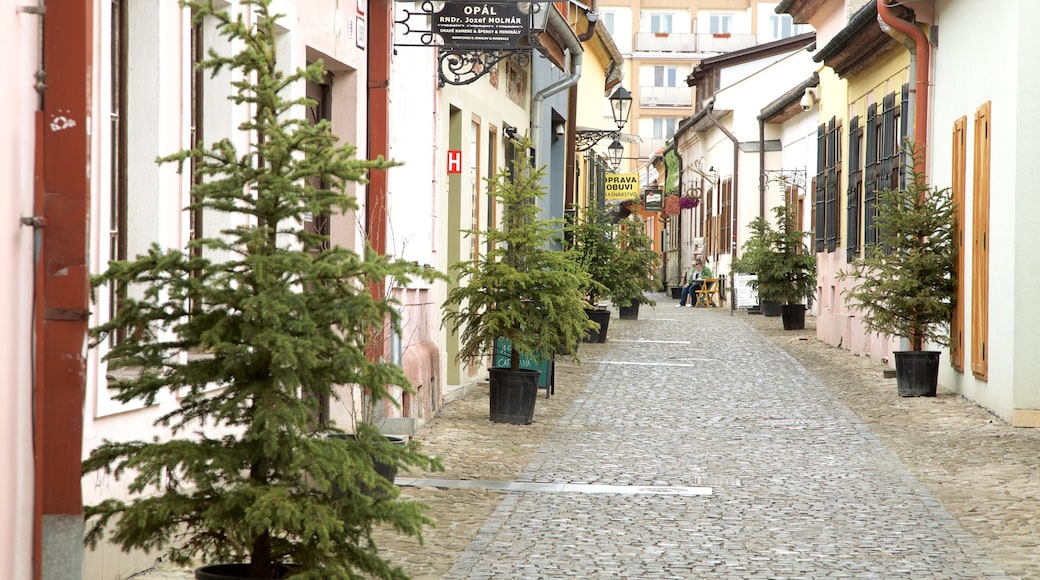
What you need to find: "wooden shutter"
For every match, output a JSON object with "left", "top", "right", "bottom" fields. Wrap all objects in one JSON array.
[
  {"left": 846, "top": 116, "right": 862, "bottom": 262},
  {"left": 864, "top": 104, "right": 879, "bottom": 247},
  {"left": 815, "top": 123, "right": 826, "bottom": 252},
  {"left": 951, "top": 116, "right": 967, "bottom": 371},
  {"left": 971, "top": 102, "right": 991, "bottom": 380},
  {"left": 825, "top": 117, "right": 839, "bottom": 253},
  {"left": 899, "top": 83, "right": 910, "bottom": 188}
]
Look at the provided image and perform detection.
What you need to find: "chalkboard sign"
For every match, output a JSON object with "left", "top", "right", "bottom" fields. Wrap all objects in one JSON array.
[
  {"left": 734, "top": 273, "right": 759, "bottom": 309},
  {"left": 493, "top": 337, "right": 552, "bottom": 388}
]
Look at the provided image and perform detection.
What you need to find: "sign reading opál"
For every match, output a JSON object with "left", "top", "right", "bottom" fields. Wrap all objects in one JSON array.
[
  {"left": 433, "top": 2, "right": 529, "bottom": 49},
  {"left": 605, "top": 173, "right": 640, "bottom": 201}
]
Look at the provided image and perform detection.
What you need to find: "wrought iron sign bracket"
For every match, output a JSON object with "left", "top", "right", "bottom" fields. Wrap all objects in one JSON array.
[
  {"left": 395, "top": 1, "right": 549, "bottom": 87},
  {"left": 438, "top": 49, "right": 532, "bottom": 87},
  {"left": 575, "top": 130, "right": 619, "bottom": 152}
]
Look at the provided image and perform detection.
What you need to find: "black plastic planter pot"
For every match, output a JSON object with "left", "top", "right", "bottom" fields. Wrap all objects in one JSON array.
[
  {"left": 761, "top": 300, "right": 781, "bottom": 317},
  {"left": 670, "top": 286, "right": 682, "bottom": 299},
  {"left": 488, "top": 367, "right": 540, "bottom": 424},
  {"left": 583, "top": 308, "right": 611, "bottom": 343},
  {"left": 780, "top": 304, "right": 806, "bottom": 330},
  {"left": 196, "top": 564, "right": 297, "bottom": 579},
  {"left": 893, "top": 350, "right": 940, "bottom": 397},
  {"left": 618, "top": 303, "right": 640, "bottom": 320}
]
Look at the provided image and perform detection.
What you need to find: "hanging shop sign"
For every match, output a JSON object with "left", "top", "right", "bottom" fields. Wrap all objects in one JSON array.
[
  {"left": 643, "top": 188, "right": 663, "bottom": 211},
  {"left": 433, "top": 2, "right": 530, "bottom": 49},
  {"left": 605, "top": 172, "right": 640, "bottom": 201}
]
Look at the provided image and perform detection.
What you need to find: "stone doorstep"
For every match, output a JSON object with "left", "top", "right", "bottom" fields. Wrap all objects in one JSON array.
[{"left": 1012, "top": 408, "right": 1040, "bottom": 428}]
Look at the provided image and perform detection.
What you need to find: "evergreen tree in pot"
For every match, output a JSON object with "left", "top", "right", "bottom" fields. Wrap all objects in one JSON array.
[
  {"left": 610, "top": 215, "right": 660, "bottom": 319},
  {"left": 839, "top": 143, "right": 956, "bottom": 396},
  {"left": 441, "top": 135, "right": 592, "bottom": 424},
  {"left": 83, "top": 2, "right": 442, "bottom": 578},
  {"left": 735, "top": 204, "right": 816, "bottom": 327},
  {"left": 566, "top": 203, "right": 617, "bottom": 340},
  {"left": 733, "top": 215, "right": 775, "bottom": 315}
]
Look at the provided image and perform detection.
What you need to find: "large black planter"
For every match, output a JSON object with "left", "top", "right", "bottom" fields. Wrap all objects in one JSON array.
[
  {"left": 196, "top": 564, "right": 297, "bottom": 579},
  {"left": 488, "top": 367, "right": 540, "bottom": 424},
  {"left": 893, "top": 350, "right": 941, "bottom": 397},
  {"left": 583, "top": 308, "right": 611, "bottom": 343},
  {"left": 331, "top": 433, "right": 406, "bottom": 497},
  {"left": 780, "top": 304, "right": 806, "bottom": 330},
  {"left": 670, "top": 286, "right": 683, "bottom": 299},
  {"left": 618, "top": 303, "right": 640, "bottom": 320},
  {"left": 761, "top": 300, "right": 781, "bottom": 317}
]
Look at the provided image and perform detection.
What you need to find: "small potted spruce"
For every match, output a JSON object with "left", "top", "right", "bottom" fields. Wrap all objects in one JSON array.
[
  {"left": 734, "top": 203, "right": 816, "bottom": 328},
  {"left": 441, "top": 135, "right": 592, "bottom": 424},
  {"left": 83, "top": 1, "right": 441, "bottom": 578},
  {"left": 839, "top": 143, "right": 956, "bottom": 397},
  {"left": 610, "top": 215, "right": 660, "bottom": 320},
  {"left": 568, "top": 203, "right": 616, "bottom": 342}
]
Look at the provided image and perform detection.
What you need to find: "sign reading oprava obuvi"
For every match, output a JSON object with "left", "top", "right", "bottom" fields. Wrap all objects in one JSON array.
[
  {"left": 605, "top": 172, "right": 639, "bottom": 201},
  {"left": 434, "top": 2, "right": 530, "bottom": 49}
]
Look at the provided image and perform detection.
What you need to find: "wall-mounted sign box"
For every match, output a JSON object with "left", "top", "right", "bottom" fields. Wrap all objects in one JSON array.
[{"left": 433, "top": 2, "right": 530, "bottom": 49}]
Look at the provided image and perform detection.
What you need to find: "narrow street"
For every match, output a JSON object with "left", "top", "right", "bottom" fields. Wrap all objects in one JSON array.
[
  {"left": 137, "top": 293, "right": 1040, "bottom": 579},
  {"left": 382, "top": 294, "right": 1040, "bottom": 579}
]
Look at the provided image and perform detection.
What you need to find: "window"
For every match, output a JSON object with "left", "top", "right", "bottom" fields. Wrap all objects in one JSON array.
[
  {"left": 719, "top": 178, "right": 732, "bottom": 257},
  {"left": 469, "top": 118, "right": 483, "bottom": 261},
  {"left": 305, "top": 72, "right": 333, "bottom": 254},
  {"left": 654, "top": 66, "right": 678, "bottom": 88},
  {"left": 650, "top": 13, "right": 672, "bottom": 34},
  {"left": 653, "top": 117, "right": 676, "bottom": 139},
  {"left": 971, "top": 101, "right": 991, "bottom": 380},
  {"left": 109, "top": 0, "right": 126, "bottom": 343},
  {"left": 710, "top": 14, "right": 731, "bottom": 34},
  {"left": 769, "top": 14, "right": 793, "bottom": 39},
  {"left": 814, "top": 117, "right": 841, "bottom": 253},
  {"left": 861, "top": 91, "right": 904, "bottom": 250}
]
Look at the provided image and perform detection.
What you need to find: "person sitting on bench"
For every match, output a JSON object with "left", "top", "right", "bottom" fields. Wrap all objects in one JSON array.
[{"left": 677, "top": 259, "right": 712, "bottom": 307}]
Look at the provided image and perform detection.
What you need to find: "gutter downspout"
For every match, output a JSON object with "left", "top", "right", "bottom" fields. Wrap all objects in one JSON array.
[
  {"left": 566, "top": 8, "right": 598, "bottom": 213},
  {"left": 532, "top": 8, "right": 583, "bottom": 152},
  {"left": 704, "top": 103, "right": 741, "bottom": 311},
  {"left": 877, "top": 0, "right": 930, "bottom": 181},
  {"left": 759, "top": 118, "right": 766, "bottom": 219}
]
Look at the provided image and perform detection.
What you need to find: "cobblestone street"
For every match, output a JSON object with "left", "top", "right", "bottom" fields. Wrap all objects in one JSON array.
[{"left": 137, "top": 294, "right": 1040, "bottom": 579}]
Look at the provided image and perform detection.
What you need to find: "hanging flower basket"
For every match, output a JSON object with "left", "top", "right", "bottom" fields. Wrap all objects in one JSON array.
[{"left": 679, "top": 195, "right": 700, "bottom": 209}]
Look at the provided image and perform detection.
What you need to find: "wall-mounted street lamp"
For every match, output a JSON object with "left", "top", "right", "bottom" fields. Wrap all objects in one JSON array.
[
  {"left": 395, "top": 1, "right": 554, "bottom": 86},
  {"left": 575, "top": 86, "right": 634, "bottom": 151},
  {"left": 606, "top": 139, "right": 625, "bottom": 172}
]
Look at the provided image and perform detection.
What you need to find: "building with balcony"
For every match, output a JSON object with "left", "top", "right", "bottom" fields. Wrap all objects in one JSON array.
[{"left": 597, "top": 1, "right": 812, "bottom": 162}]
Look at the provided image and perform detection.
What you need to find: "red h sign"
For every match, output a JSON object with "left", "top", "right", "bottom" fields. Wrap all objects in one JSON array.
[{"left": 447, "top": 150, "right": 463, "bottom": 174}]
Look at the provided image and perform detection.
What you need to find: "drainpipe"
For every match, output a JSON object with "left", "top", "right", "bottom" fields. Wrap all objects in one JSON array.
[
  {"left": 758, "top": 118, "right": 766, "bottom": 218},
  {"left": 566, "top": 7, "right": 598, "bottom": 213},
  {"left": 704, "top": 102, "right": 741, "bottom": 311},
  {"left": 877, "top": 0, "right": 930, "bottom": 181},
  {"left": 531, "top": 8, "right": 583, "bottom": 152}
]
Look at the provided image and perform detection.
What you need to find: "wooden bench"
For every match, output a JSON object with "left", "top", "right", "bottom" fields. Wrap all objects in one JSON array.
[{"left": 694, "top": 277, "right": 721, "bottom": 308}]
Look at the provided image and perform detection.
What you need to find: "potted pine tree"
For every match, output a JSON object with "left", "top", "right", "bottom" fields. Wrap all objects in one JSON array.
[
  {"left": 735, "top": 204, "right": 816, "bottom": 327},
  {"left": 83, "top": 2, "right": 441, "bottom": 578},
  {"left": 839, "top": 144, "right": 956, "bottom": 396},
  {"left": 610, "top": 215, "right": 660, "bottom": 320},
  {"left": 568, "top": 203, "right": 616, "bottom": 342},
  {"left": 441, "top": 135, "right": 592, "bottom": 424}
]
